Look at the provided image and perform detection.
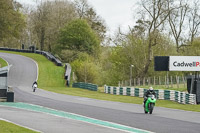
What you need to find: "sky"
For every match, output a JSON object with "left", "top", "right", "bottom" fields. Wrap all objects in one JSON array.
[
  {"left": 16, "top": 0, "right": 138, "bottom": 36},
  {"left": 87, "top": 0, "right": 137, "bottom": 36}
]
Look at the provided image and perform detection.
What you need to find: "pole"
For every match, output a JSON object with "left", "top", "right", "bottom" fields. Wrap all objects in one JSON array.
[
  {"left": 130, "top": 65, "right": 133, "bottom": 86},
  {"left": 195, "top": 71, "right": 197, "bottom": 94},
  {"left": 167, "top": 71, "right": 169, "bottom": 88}
]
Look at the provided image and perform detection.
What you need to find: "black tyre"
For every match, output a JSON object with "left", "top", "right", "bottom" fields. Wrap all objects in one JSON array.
[
  {"left": 144, "top": 107, "right": 148, "bottom": 114},
  {"left": 149, "top": 110, "right": 152, "bottom": 114},
  {"left": 149, "top": 103, "right": 154, "bottom": 114},
  {"left": 144, "top": 106, "right": 147, "bottom": 114}
]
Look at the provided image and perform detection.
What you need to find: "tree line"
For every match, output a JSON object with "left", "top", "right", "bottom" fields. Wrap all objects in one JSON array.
[{"left": 1, "top": 0, "right": 200, "bottom": 86}]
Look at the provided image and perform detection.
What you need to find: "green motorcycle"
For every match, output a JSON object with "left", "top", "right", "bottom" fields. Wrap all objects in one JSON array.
[{"left": 144, "top": 94, "right": 156, "bottom": 114}]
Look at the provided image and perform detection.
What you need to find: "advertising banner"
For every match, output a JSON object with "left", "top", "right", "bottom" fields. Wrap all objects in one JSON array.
[{"left": 169, "top": 56, "right": 200, "bottom": 71}]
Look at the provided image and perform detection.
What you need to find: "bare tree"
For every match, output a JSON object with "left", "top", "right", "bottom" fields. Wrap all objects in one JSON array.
[
  {"left": 45, "top": 0, "right": 76, "bottom": 52},
  {"left": 188, "top": 0, "right": 200, "bottom": 45},
  {"left": 74, "top": 0, "right": 106, "bottom": 42},
  {"left": 31, "top": 1, "right": 50, "bottom": 51},
  {"left": 20, "top": 6, "right": 36, "bottom": 49},
  {"left": 30, "top": 0, "right": 76, "bottom": 51},
  {"left": 168, "top": 0, "right": 189, "bottom": 52},
  {"left": 138, "top": 0, "right": 171, "bottom": 77},
  {"left": 74, "top": 0, "right": 88, "bottom": 19}
]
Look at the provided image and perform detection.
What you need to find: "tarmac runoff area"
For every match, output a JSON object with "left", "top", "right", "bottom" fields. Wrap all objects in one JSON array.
[{"left": 0, "top": 102, "right": 152, "bottom": 133}]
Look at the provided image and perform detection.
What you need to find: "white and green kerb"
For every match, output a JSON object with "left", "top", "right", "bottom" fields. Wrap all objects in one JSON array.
[
  {"left": 104, "top": 86, "right": 196, "bottom": 105},
  {"left": 0, "top": 102, "right": 153, "bottom": 133}
]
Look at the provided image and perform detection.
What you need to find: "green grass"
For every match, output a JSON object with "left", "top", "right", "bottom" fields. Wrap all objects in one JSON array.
[
  {"left": 0, "top": 57, "right": 8, "bottom": 67},
  {"left": 0, "top": 120, "right": 39, "bottom": 133},
  {"left": 0, "top": 50, "right": 200, "bottom": 112},
  {"left": 135, "top": 84, "right": 187, "bottom": 92}
]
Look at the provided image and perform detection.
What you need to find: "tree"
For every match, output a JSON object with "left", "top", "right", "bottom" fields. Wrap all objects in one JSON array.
[
  {"left": 111, "top": 28, "right": 176, "bottom": 84},
  {"left": 74, "top": 0, "right": 106, "bottom": 42},
  {"left": 0, "top": 0, "right": 25, "bottom": 45},
  {"left": 185, "top": 37, "right": 200, "bottom": 56},
  {"left": 188, "top": 0, "right": 200, "bottom": 45},
  {"left": 30, "top": 0, "right": 76, "bottom": 51},
  {"left": 168, "top": 0, "right": 189, "bottom": 52},
  {"left": 71, "top": 52, "right": 101, "bottom": 84},
  {"left": 31, "top": 1, "right": 50, "bottom": 51},
  {"left": 26, "top": 0, "right": 104, "bottom": 52},
  {"left": 58, "top": 19, "right": 100, "bottom": 56},
  {"left": 136, "top": 0, "right": 171, "bottom": 77},
  {"left": 74, "top": 0, "right": 88, "bottom": 19}
]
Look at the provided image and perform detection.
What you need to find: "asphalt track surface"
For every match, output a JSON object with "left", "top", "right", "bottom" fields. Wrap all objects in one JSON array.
[{"left": 0, "top": 52, "right": 200, "bottom": 133}]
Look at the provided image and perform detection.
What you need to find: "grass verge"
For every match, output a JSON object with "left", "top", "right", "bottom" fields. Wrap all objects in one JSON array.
[
  {"left": 0, "top": 57, "right": 8, "bottom": 67},
  {"left": 0, "top": 50, "right": 200, "bottom": 112},
  {"left": 136, "top": 84, "right": 187, "bottom": 92},
  {"left": 0, "top": 120, "right": 39, "bottom": 133}
]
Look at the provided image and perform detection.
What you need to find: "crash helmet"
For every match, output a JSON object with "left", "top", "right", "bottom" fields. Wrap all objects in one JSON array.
[{"left": 149, "top": 87, "right": 154, "bottom": 92}]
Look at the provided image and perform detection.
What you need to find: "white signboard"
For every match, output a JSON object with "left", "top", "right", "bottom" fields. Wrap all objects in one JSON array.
[{"left": 169, "top": 56, "right": 200, "bottom": 71}]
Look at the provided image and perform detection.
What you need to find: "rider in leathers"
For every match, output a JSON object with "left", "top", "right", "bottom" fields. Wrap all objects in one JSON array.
[{"left": 143, "top": 87, "right": 156, "bottom": 107}]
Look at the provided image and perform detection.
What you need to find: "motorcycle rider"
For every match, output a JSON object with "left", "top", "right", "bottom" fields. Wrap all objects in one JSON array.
[
  {"left": 143, "top": 87, "right": 156, "bottom": 107},
  {"left": 32, "top": 81, "right": 38, "bottom": 92}
]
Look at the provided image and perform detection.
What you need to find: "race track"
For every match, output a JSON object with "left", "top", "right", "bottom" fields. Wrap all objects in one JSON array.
[{"left": 0, "top": 52, "right": 200, "bottom": 133}]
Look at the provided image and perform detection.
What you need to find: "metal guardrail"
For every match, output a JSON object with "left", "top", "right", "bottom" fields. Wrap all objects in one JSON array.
[{"left": 0, "top": 47, "right": 62, "bottom": 66}]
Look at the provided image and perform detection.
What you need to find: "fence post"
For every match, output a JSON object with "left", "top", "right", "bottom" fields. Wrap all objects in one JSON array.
[
  {"left": 182, "top": 75, "right": 185, "bottom": 88},
  {"left": 165, "top": 76, "right": 167, "bottom": 87},
  {"left": 154, "top": 76, "right": 156, "bottom": 86},
  {"left": 167, "top": 72, "right": 169, "bottom": 88},
  {"left": 176, "top": 75, "right": 179, "bottom": 88},
  {"left": 134, "top": 78, "right": 136, "bottom": 87},
  {"left": 159, "top": 76, "right": 161, "bottom": 85},
  {"left": 138, "top": 78, "right": 140, "bottom": 86},
  {"left": 171, "top": 76, "right": 173, "bottom": 88}
]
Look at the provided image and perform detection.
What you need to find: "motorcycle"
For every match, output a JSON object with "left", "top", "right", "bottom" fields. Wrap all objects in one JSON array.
[
  {"left": 144, "top": 94, "right": 156, "bottom": 114},
  {"left": 32, "top": 83, "right": 37, "bottom": 92}
]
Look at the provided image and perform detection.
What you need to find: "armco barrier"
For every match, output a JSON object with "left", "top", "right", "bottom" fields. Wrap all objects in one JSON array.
[
  {"left": 104, "top": 86, "right": 196, "bottom": 104},
  {"left": 73, "top": 82, "right": 98, "bottom": 91},
  {"left": 0, "top": 47, "right": 62, "bottom": 66}
]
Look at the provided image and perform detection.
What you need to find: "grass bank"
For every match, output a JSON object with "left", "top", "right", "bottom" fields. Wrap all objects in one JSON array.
[
  {"left": 135, "top": 84, "right": 187, "bottom": 92},
  {"left": 0, "top": 57, "right": 8, "bottom": 67},
  {"left": 0, "top": 50, "right": 199, "bottom": 112},
  {"left": 0, "top": 120, "right": 38, "bottom": 133}
]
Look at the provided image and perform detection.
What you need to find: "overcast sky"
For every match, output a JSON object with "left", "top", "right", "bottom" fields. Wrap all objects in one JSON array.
[
  {"left": 87, "top": 0, "right": 137, "bottom": 36},
  {"left": 16, "top": 0, "right": 138, "bottom": 36}
]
